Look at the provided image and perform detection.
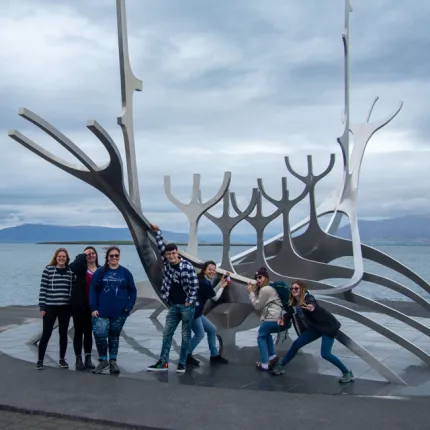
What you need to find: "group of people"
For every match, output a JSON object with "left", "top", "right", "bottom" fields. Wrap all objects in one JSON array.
[{"left": 36, "top": 223, "right": 354, "bottom": 384}]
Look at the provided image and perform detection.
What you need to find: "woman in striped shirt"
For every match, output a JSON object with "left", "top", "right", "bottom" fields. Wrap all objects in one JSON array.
[{"left": 36, "top": 248, "right": 75, "bottom": 370}]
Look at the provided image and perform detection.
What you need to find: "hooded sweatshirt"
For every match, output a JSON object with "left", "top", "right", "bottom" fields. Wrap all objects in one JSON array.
[
  {"left": 39, "top": 265, "right": 74, "bottom": 311},
  {"left": 89, "top": 265, "right": 137, "bottom": 318}
]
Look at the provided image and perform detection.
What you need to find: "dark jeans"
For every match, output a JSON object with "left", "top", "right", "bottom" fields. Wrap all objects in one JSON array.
[
  {"left": 72, "top": 312, "right": 93, "bottom": 356},
  {"left": 38, "top": 305, "right": 71, "bottom": 361},
  {"left": 280, "top": 326, "right": 349, "bottom": 373},
  {"left": 92, "top": 316, "right": 127, "bottom": 361},
  {"left": 160, "top": 304, "right": 195, "bottom": 366}
]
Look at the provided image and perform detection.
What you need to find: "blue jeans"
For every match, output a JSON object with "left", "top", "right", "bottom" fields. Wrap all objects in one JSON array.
[
  {"left": 258, "top": 321, "right": 285, "bottom": 364},
  {"left": 190, "top": 316, "right": 219, "bottom": 357},
  {"left": 280, "top": 326, "right": 349, "bottom": 373},
  {"left": 92, "top": 316, "right": 127, "bottom": 361},
  {"left": 160, "top": 304, "right": 195, "bottom": 366}
]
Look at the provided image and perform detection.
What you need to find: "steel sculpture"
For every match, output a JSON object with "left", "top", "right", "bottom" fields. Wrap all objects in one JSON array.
[
  {"left": 7, "top": 0, "right": 430, "bottom": 385},
  {"left": 164, "top": 172, "right": 231, "bottom": 257},
  {"left": 203, "top": 189, "right": 259, "bottom": 272}
]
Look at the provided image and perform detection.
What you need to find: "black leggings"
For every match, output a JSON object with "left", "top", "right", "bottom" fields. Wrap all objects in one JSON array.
[
  {"left": 38, "top": 305, "right": 71, "bottom": 361},
  {"left": 72, "top": 312, "right": 93, "bottom": 356}
]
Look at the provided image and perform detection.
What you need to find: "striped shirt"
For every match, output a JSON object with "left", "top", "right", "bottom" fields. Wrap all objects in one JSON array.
[
  {"left": 39, "top": 265, "right": 75, "bottom": 310},
  {"left": 155, "top": 231, "right": 199, "bottom": 305}
]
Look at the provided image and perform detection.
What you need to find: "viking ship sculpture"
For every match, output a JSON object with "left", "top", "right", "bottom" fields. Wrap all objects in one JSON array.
[{"left": 8, "top": 0, "right": 430, "bottom": 385}]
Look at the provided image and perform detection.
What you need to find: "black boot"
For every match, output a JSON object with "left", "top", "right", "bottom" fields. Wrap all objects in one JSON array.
[
  {"left": 75, "top": 356, "right": 85, "bottom": 371},
  {"left": 85, "top": 354, "right": 95, "bottom": 370}
]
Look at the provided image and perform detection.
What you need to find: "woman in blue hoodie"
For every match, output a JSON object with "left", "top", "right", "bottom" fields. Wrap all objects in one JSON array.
[{"left": 90, "top": 246, "right": 137, "bottom": 375}]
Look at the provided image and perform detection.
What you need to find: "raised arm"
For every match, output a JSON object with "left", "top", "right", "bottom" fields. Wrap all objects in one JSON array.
[
  {"left": 249, "top": 286, "right": 271, "bottom": 312},
  {"left": 212, "top": 277, "right": 227, "bottom": 302},
  {"left": 69, "top": 253, "right": 87, "bottom": 275},
  {"left": 38, "top": 267, "right": 50, "bottom": 312},
  {"left": 150, "top": 223, "right": 167, "bottom": 263}
]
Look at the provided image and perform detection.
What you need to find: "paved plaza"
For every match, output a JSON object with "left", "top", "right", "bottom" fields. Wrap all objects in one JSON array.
[{"left": 1, "top": 302, "right": 430, "bottom": 397}]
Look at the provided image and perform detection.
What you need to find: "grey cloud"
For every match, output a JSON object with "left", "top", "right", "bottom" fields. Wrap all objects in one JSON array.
[{"left": 0, "top": 0, "right": 429, "bottom": 235}]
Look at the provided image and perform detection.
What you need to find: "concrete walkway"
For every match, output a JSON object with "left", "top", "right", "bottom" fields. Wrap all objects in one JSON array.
[{"left": 0, "top": 354, "right": 428, "bottom": 430}]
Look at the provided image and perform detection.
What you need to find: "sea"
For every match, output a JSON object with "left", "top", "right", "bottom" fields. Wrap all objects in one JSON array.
[{"left": 0, "top": 243, "right": 429, "bottom": 307}]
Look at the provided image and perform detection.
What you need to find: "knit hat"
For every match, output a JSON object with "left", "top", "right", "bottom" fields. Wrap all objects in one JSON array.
[{"left": 255, "top": 267, "right": 269, "bottom": 279}]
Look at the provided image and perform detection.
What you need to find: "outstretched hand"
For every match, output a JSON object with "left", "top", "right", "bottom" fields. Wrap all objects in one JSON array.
[
  {"left": 150, "top": 223, "right": 160, "bottom": 232},
  {"left": 301, "top": 303, "right": 315, "bottom": 312}
]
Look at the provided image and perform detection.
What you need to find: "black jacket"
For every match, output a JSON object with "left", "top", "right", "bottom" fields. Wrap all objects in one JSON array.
[
  {"left": 284, "top": 293, "right": 341, "bottom": 338},
  {"left": 69, "top": 253, "right": 96, "bottom": 316}
]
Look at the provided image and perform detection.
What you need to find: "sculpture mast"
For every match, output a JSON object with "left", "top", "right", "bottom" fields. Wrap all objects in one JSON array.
[{"left": 116, "top": 0, "right": 143, "bottom": 211}]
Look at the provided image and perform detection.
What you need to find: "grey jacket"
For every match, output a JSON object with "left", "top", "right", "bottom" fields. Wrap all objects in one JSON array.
[{"left": 249, "top": 285, "right": 283, "bottom": 322}]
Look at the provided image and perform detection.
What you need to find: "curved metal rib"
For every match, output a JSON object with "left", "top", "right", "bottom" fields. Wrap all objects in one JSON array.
[
  {"left": 319, "top": 298, "right": 430, "bottom": 365},
  {"left": 116, "top": 0, "right": 143, "bottom": 211},
  {"left": 204, "top": 189, "right": 259, "bottom": 272},
  {"left": 336, "top": 330, "right": 406, "bottom": 385},
  {"left": 164, "top": 172, "right": 232, "bottom": 256}
]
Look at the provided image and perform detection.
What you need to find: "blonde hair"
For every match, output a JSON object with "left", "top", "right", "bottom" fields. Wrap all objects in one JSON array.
[
  {"left": 49, "top": 248, "right": 70, "bottom": 267},
  {"left": 288, "top": 280, "right": 308, "bottom": 307}
]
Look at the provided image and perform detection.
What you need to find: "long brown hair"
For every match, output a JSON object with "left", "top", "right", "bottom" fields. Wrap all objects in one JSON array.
[
  {"left": 49, "top": 248, "right": 70, "bottom": 267},
  {"left": 84, "top": 246, "right": 99, "bottom": 267},
  {"left": 288, "top": 280, "right": 308, "bottom": 306}
]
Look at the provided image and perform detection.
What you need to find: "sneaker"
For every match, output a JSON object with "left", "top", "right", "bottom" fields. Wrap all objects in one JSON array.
[
  {"left": 85, "top": 354, "right": 95, "bottom": 370},
  {"left": 92, "top": 360, "right": 109, "bottom": 374},
  {"left": 255, "top": 362, "right": 269, "bottom": 371},
  {"left": 176, "top": 363, "right": 186, "bottom": 374},
  {"left": 210, "top": 355, "right": 229, "bottom": 364},
  {"left": 36, "top": 361, "right": 44, "bottom": 370},
  {"left": 109, "top": 359, "right": 120, "bottom": 375},
  {"left": 268, "top": 355, "right": 279, "bottom": 370},
  {"left": 339, "top": 370, "right": 354, "bottom": 384},
  {"left": 147, "top": 360, "right": 168, "bottom": 372},
  {"left": 59, "top": 359, "right": 69, "bottom": 369},
  {"left": 186, "top": 355, "right": 200, "bottom": 367},
  {"left": 75, "top": 356, "right": 85, "bottom": 371},
  {"left": 270, "top": 362, "right": 286, "bottom": 376}
]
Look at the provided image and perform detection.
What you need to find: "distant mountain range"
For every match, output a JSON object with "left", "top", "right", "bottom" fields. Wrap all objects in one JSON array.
[{"left": 0, "top": 215, "right": 427, "bottom": 245}]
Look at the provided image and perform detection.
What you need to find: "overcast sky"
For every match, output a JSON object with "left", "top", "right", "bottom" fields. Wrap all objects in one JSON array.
[{"left": 0, "top": 0, "right": 429, "bottom": 235}]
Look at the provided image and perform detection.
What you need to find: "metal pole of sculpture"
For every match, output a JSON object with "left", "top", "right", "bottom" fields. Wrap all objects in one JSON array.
[
  {"left": 204, "top": 189, "right": 259, "bottom": 272},
  {"left": 7, "top": 0, "right": 430, "bottom": 385},
  {"left": 164, "top": 172, "right": 231, "bottom": 257},
  {"left": 116, "top": 0, "right": 143, "bottom": 211}
]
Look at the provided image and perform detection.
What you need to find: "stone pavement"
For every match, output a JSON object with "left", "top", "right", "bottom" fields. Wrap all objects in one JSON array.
[
  {"left": 1, "top": 306, "right": 430, "bottom": 395},
  {"left": 0, "top": 409, "right": 156, "bottom": 430}
]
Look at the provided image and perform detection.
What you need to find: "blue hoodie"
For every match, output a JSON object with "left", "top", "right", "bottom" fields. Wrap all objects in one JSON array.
[{"left": 89, "top": 265, "right": 137, "bottom": 318}]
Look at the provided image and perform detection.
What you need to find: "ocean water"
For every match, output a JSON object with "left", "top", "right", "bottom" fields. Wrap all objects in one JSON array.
[{"left": 0, "top": 243, "right": 429, "bottom": 307}]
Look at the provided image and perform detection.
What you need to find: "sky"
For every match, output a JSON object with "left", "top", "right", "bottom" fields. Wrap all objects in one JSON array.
[{"left": 0, "top": 0, "right": 429, "bottom": 236}]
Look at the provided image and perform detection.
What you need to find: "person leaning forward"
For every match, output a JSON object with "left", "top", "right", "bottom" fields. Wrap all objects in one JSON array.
[{"left": 147, "top": 223, "right": 199, "bottom": 374}]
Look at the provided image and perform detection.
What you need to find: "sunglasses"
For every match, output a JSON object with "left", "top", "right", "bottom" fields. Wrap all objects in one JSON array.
[
  {"left": 291, "top": 287, "right": 300, "bottom": 291},
  {"left": 255, "top": 275, "right": 264, "bottom": 280},
  {"left": 109, "top": 254, "right": 120, "bottom": 259}
]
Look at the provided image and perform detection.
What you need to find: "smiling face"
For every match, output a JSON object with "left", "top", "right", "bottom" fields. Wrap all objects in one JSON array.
[
  {"left": 165, "top": 249, "right": 180, "bottom": 265},
  {"left": 291, "top": 283, "right": 301, "bottom": 298},
  {"left": 86, "top": 249, "right": 97, "bottom": 264},
  {"left": 56, "top": 251, "right": 67, "bottom": 267},
  {"left": 204, "top": 264, "right": 216, "bottom": 280},
  {"left": 108, "top": 250, "right": 120, "bottom": 266}
]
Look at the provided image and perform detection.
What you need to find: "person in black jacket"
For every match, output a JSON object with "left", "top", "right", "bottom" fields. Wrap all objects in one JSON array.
[
  {"left": 69, "top": 247, "right": 100, "bottom": 370},
  {"left": 271, "top": 280, "right": 354, "bottom": 384},
  {"left": 187, "top": 261, "right": 229, "bottom": 366}
]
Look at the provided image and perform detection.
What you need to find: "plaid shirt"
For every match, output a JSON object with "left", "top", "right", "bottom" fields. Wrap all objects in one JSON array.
[{"left": 156, "top": 231, "right": 199, "bottom": 306}]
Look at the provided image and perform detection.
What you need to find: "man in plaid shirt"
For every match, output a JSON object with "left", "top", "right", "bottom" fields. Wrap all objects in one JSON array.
[{"left": 147, "top": 223, "right": 199, "bottom": 374}]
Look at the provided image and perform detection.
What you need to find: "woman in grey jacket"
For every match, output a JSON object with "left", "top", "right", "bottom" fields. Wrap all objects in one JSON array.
[{"left": 248, "top": 267, "right": 286, "bottom": 371}]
